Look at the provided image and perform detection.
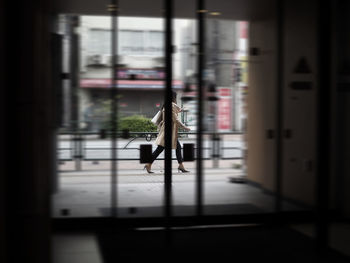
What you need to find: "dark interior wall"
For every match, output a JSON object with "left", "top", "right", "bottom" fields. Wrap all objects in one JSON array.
[
  {"left": 2, "top": 0, "right": 54, "bottom": 262},
  {"left": 248, "top": 0, "right": 319, "bottom": 207},
  {"left": 281, "top": 0, "right": 318, "bottom": 207},
  {"left": 1, "top": 0, "right": 6, "bottom": 261},
  {"left": 248, "top": 0, "right": 349, "bottom": 215},
  {"left": 334, "top": 0, "right": 350, "bottom": 218}
]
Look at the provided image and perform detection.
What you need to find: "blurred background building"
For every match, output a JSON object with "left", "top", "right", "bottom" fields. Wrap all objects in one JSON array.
[{"left": 57, "top": 15, "right": 247, "bottom": 132}]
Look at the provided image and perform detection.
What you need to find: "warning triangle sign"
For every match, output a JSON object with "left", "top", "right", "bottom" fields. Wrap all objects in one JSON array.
[{"left": 294, "top": 57, "right": 312, "bottom": 74}]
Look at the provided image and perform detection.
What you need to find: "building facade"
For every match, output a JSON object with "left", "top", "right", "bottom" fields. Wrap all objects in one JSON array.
[{"left": 78, "top": 16, "right": 187, "bottom": 130}]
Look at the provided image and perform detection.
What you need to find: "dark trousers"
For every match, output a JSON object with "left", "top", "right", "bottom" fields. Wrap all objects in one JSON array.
[{"left": 151, "top": 140, "right": 183, "bottom": 164}]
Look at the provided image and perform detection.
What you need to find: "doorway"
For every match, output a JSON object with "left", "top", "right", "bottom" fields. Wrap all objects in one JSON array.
[{"left": 51, "top": 0, "right": 310, "bottom": 222}]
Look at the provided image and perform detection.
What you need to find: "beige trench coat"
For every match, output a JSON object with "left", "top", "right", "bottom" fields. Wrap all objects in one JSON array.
[{"left": 155, "top": 103, "right": 188, "bottom": 149}]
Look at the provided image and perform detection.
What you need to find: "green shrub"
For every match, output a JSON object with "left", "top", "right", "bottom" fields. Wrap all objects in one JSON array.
[
  {"left": 233, "top": 163, "right": 242, "bottom": 169},
  {"left": 119, "top": 115, "right": 157, "bottom": 133},
  {"left": 101, "top": 114, "right": 158, "bottom": 137}
]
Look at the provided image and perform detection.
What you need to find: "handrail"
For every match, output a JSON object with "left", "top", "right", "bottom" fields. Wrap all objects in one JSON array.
[
  {"left": 58, "top": 130, "right": 244, "bottom": 136},
  {"left": 57, "top": 131, "right": 244, "bottom": 170}
]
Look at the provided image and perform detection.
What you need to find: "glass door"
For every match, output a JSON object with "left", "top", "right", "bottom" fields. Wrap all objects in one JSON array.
[
  {"left": 52, "top": 0, "right": 290, "bottom": 221},
  {"left": 53, "top": 13, "right": 113, "bottom": 217}
]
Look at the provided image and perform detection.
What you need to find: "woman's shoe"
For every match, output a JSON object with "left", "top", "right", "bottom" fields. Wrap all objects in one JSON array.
[
  {"left": 143, "top": 164, "right": 154, "bottom": 174},
  {"left": 178, "top": 166, "right": 189, "bottom": 173}
]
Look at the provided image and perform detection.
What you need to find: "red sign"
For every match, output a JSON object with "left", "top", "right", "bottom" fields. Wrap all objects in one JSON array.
[
  {"left": 219, "top": 88, "right": 231, "bottom": 97},
  {"left": 239, "top": 21, "right": 248, "bottom": 39},
  {"left": 218, "top": 98, "right": 231, "bottom": 130}
]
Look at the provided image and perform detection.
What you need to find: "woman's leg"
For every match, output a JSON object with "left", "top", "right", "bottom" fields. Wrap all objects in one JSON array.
[
  {"left": 151, "top": 145, "right": 164, "bottom": 163},
  {"left": 176, "top": 141, "right": 189, "bottom": 172},
  {"left": 175, "top": 140, "right": 183, "bottom": 164},
  {"left": 144, "top": 145, "right": 164, "bottom": 173}
]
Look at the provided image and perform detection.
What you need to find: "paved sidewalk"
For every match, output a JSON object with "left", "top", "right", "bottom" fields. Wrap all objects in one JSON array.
[{"left": 52, "top": 167, "right": 305, "bottom": 218}]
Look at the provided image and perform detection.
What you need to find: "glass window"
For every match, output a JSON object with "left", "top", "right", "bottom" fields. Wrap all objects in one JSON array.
[
  {"left": 119, "top": 30, "right": 144, "bottom": 55},
  {"left": 87, "top": 29, "right": 164, "bottom": 57},
  {"left": 88, "top": 29, "right": 111, "bottom": 54},
  {"left": 146, "top": 31, "right": 163, "bottom": 56}
]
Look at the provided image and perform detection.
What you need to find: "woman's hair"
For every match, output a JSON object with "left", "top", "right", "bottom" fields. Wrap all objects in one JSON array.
[
  {"left": 161, "top": 91, "right": 177, "bottom": 109},
  {"left": 172, "top": 91, "right": 177, "bottom": 103}
]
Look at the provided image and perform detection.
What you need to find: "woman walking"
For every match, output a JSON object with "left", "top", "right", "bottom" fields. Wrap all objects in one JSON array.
[{"left": 144, "top": 91, "right": 191, "bottom": 173}]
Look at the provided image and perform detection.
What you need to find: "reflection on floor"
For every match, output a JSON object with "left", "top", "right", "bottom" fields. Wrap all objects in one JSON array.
[
  {"left": 52, "top": 224, "right": 350, "bottom": 263},
  {"left": 53, "top": 233, "right": 103, "bottom": 263},
  {"left": 52, "top": 167, "right": 306, "bottom": 218}
]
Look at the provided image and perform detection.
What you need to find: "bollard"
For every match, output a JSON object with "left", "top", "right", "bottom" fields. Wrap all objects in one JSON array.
[{"left": 211, "top": 133, "right": 220, "bottom": 168}]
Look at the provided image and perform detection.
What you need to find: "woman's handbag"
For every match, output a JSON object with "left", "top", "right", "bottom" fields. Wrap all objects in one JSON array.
[{"left": 151, "top": 110, "right": 162, "bottom": 126}]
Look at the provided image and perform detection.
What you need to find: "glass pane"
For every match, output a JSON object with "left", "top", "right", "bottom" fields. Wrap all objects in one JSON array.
[
  {"left": 202, "top": 13, "right": 274, "bottom": 215},
  {"left": 115, "top": 3, "right": 165, "bottom": 218},
  {"left": 52, "top": 14, "right": 112, "bottom": 218},
  {"left": 172, "top": 5, "right": 197, "bottom": 216}
]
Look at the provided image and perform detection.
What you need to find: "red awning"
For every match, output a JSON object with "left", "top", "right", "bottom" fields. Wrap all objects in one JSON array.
[{"left": 80, "top": 79, "right": 183, "bottom": 90}]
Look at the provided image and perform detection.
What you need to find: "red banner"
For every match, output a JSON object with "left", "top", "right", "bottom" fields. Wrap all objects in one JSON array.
[
  {"left": 239, "top": 21, "right": 248, "bottom": 39},
  {"left": 218, "top": 98, "right": 231, "bottom": 130}
]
